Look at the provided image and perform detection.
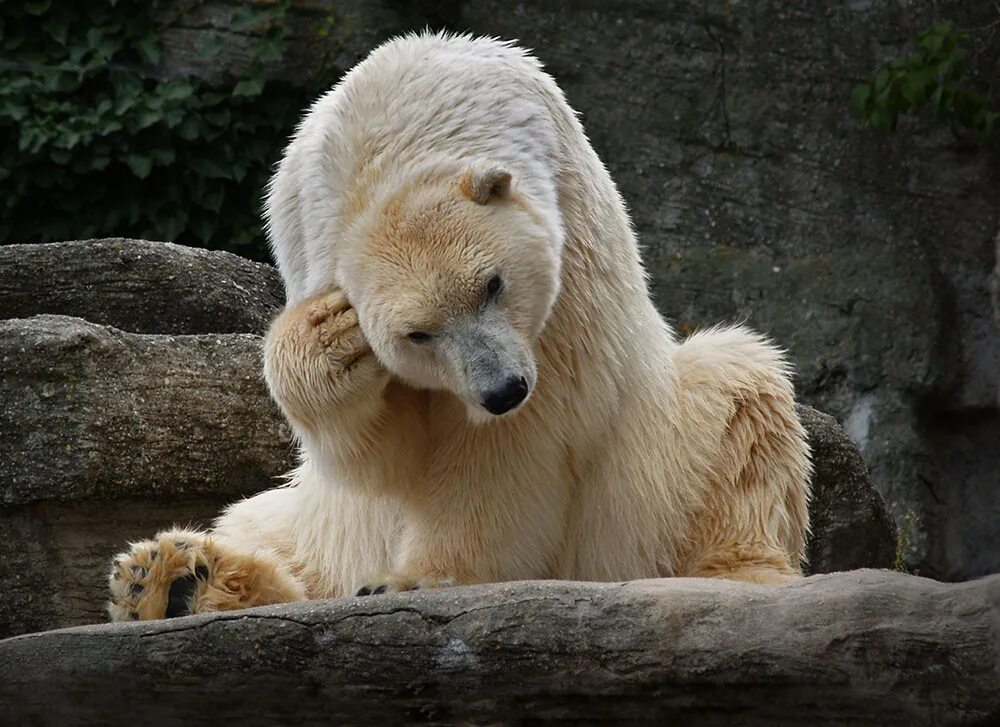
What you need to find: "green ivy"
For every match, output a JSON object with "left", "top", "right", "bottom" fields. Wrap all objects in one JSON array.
[
  {"left": 851, "top": 21, "right": 998, "bottom": 140},
  {"left": 0, "top": 0, "right": 316, "bottom": 259}
]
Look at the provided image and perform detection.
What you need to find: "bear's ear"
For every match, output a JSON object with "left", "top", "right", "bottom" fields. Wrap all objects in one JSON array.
[{"left": 460, "top": 166, "right": 512, "bottom": 205}]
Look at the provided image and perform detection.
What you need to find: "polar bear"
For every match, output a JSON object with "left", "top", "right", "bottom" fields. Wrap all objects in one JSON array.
[{"left": 108, "top": 33, "right": 810, "bottom": 621}]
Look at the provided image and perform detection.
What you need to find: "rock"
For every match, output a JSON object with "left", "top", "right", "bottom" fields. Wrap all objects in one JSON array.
[
  {"left": 0, "top": 315, "right": 293, "bottom": 507},
  {"left": 0, "top": 496, "right": 233, "bottom": 642},
  {"left": 0, "top": 239, "right": 284, "bottom": 335},
  {"left": 151, "top": 1, "right": 458, "bottom": 86},
  {"left": 1, "top": 570, "right": 996, "bottom": 725},
  {"left": 0, "top": 315, "right": 295, "bottom": 638},
  {"left": 799, "top": 405, "right": 896, "bottom": 574}
]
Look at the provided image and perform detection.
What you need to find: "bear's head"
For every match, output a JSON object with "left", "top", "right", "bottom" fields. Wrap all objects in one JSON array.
[{"left": 340, "top": 165, "right": 562, "bottom": 423}]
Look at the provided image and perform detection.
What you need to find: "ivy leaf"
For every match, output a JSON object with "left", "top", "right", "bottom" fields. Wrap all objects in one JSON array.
[
  {"left": 125, "top": 154, "right": 153, "bottom": 179},
  {"left": 197, "top": 33, "right": 225, "bottom": 60},
  {"left": 191, "top": 157, "right": 232, "bottom": 179},
  {"left": 190, "top": 214, "right": 217, "bottom": 243},
  {"left": 44, "top": 19, "right": 70, "bottom": 46},
  {"left": 231, "top": 6, "right": 262, "bottom": 32},
  {"left": 25, "top": 0, "right": 52, "bottom": 15},
  {"left": 232, "top": 76, "right": 265, "bottom": 97},
  {"left": 149, "top": 148, "right": 176, "bottom": 166},
  {"left": 177, "top": 116, "right": 202, "bottom": 140},
  {"left": 197, "top": 184, "right": 225, "bottom": 213},
  {"left": 86, "top": 27, "right": 104, "bottom": 50},
  {"left": 135, "top": 33, "right": 161, "bottom": 65},
  {"left": 204, "top": 108, "right": 231, "bottom": 127},
  {"left": 900, "top": 70, "right": 932, "bottom": 106},
  {"left": 158, "top": 208, "right": 189, "bottom": 241},
  {"left": 159, "top": 81, "right": 194, "bottom": 101},
  {"left": 850, "top": 84, "right": 872, "bottom": 114}
]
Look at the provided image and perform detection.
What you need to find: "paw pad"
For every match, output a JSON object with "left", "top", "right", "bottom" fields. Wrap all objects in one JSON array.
[{"left": 107, "top": 530, "right": 214, "bottom": 622}]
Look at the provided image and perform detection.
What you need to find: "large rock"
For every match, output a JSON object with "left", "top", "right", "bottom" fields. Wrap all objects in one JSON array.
[
  {"left": 1, "top": 570, "right": 996, "bottom": 725},
  {"left": 0, "top": 315, "right": 294, "bottom": 637},
  {"left": 0, "top": 315, "right": 292, "bottom": 506},
  {"left": 800, "top": 405, "right": 896, "bottom": 574},
  {"left": 152, "top": 1, "right": 457, "bottom": 86},
  {"left": 0, "top": 239, "right": 284, "bottom": 334}
]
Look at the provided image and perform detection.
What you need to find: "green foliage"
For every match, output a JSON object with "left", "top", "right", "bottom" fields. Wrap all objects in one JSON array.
[
  {"left": 852, "top": 21, "right": 998, "bottom": 140},
  {"left": 0, "top": 0, "right": 313, "bottom": 259}
]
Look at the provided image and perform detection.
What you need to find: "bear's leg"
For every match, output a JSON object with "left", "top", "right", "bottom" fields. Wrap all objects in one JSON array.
[
  {"left": 671, "top": 326, "right": 811, "bottom": 586},
  {"left": 682, "top": 386, "right": 810, "bottom": 585},
  {"left": 690, "top": 544, "right": 800, "bottom": 584},
  {"left": 263, "top": 288, "right": 391, "bottom": 447},
  {"left": 107, "top": 527, "right": 306, "bottom": 621}
]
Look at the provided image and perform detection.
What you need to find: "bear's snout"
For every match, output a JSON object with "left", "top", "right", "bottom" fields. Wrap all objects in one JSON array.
[{"left": 481, "top": 375, "right": 529, "bottom": 416}]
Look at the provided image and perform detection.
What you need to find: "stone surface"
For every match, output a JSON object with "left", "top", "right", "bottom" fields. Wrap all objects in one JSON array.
[
  {"left": 0, "top": 315, "right": 293, "bottom": 507},
  {"left": 0, "top": 238, "right": 285, "bottom": 335},
  {"left": 0, "top": 496, "right": 231, "bottom": 641},
  {"left": 1, "top": 570, "right": 997, "bottom": 725},
  {"left": 152, "top": 1, "right": 457, "bottom": 87},
  {"left": 799, "top": 405, "right": 896, "bottom": 574},
  {"left": 0, "top": 314, "right": 295, "bottom": 638}
]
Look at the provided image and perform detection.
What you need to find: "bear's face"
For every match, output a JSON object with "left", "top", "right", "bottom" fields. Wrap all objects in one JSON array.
[{"left": 342, "top": 167, "right": 561, "bottom": 423}]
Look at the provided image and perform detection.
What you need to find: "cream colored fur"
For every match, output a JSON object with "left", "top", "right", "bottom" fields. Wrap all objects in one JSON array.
[{"left": 108, "top": 32, "right": 810, "bottom": 620}]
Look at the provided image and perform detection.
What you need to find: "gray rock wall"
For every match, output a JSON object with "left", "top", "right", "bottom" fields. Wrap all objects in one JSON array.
[{"left": 164, "top": 0, "right": 997, "bottom": 579}]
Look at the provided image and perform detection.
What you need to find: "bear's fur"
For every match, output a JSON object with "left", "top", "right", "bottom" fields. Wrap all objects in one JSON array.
[{"left": 108, "top": 33, "right": 810, "bottom": 621}]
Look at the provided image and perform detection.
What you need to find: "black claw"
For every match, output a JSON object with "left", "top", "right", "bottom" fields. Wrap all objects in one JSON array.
[
  {"left": 150, "top": 550, "right": 158, "bottom": 561},
  {"left": 130, "top": 612, "right": 139, "bottom": 621},
  {"left": 165, "top": 573, "right": 197, "bottom": 618},
  {"left": 130, "top": 583, "right": 144, "bottom": 595},
  {"left": 356, "top": 586, "right": 372, "bottom": 596},
  {"left": 372, "top": 585, "right": 387, "bottom": 595},
  {"left": 195, "top": 564, "right": 210, "bottom": 580}
]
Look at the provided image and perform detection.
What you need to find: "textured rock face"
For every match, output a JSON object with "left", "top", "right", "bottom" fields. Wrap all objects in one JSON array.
[
  {"left": 0, "top": 315, "right": 292, "bottom": 507},
  {"left": 0, "top": 240, "right": 295, "bottom": 638},
  {"left": 144, "top": 0, "right": 999, "bottom": 581},
  {"left": 1, "top": 570, "right": 997, "bottom": 725},
  {"left": 0, "top": 239, "right": 891, "bottom": 639},
  {"left": 0, "top": 238, "right": 284, "bottom": 334},
  {"left": 799, "top": 405, "right": 896, "bottom": 574}
]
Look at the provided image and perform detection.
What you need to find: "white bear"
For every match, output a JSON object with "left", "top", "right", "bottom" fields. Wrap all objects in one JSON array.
[{"left": 108, "top": 32, "right": 810, "bottom": 621}]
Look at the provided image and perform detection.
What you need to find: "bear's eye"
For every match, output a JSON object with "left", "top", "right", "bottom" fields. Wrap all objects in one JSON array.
[
  {"left": 407, "top": 331, "right": 433, "bottom": 344},
  {"left": 485, "top": 274, "right": 504, "bottom": 300}
]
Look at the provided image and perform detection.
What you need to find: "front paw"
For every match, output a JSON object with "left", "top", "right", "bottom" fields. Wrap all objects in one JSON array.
[
  {"left": 107, "top": 528, "right": 215, "bottom": 621},
  {"left": 264, "top": 289, "right": 388, "bottom": 423},
  {"left": 355, "top": 572, "right": 457, "bottom": 596}
]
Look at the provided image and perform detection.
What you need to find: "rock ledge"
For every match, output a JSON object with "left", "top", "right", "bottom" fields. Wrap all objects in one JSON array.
[{"left": 1, "top": 570, "right": 997, "bottom": 725}]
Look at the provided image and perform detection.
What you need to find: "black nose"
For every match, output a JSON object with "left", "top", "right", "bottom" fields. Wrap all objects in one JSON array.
[{"left": 482, "top": 376, "right": 529, "bottom": 415}]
